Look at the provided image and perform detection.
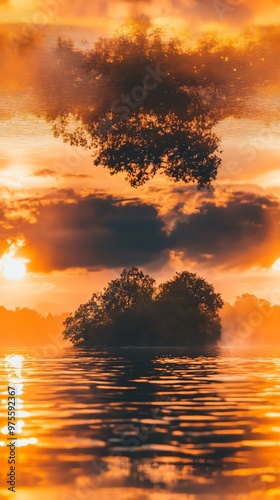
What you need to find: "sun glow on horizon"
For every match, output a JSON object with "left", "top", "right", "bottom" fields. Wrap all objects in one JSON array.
[
  {"left": 0, "top": 239, "right": 30, "bottom": 281},
  {"left": 272, "top": 258, "right": 280, "bottom": 271}
]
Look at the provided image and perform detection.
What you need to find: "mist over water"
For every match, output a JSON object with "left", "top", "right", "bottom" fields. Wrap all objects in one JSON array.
[{"left": 1, "top": 346, "right": 280, "bottom": 499}]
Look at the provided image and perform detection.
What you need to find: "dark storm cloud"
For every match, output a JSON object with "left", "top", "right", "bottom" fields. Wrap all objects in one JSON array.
[
  {"left": 1, "top": 190, "right": 280, "bottom": 272},
  {"left": 17, "top": 194, "right": 169, "bottom": 272},
  {"left": 171, "top": 191, "right": 280, "bottom": 269}
]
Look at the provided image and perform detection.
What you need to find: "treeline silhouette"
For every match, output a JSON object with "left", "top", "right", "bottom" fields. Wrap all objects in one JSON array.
[
  {"left": 1, "top": 291, "right": 279, "bottom": 349},
  {"left": 221, "top": 294, "right": 280, "bottom": 346},
  {"left": 62, "top": 267, "right": 223, "bottom": 347},
  {"left": 0, "top": 306, "right": 67, "bottom": 347}
]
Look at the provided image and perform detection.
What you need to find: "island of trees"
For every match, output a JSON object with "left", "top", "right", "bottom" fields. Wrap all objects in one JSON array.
[{"left": 62, "top": 267, "right": 224, "bottom": 347}]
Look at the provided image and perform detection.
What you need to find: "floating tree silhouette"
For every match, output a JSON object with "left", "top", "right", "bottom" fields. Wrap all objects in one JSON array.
[
  {"left": 37, "top": 17, "right": 274, "bottom": 187},
  {"left": 46, "top": 17, "right": 224, "bottom": 188}
]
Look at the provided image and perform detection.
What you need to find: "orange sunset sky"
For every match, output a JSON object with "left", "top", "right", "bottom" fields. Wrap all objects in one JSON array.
[{"left": 0, "top": 0, "right": 280, "bottom": 315}]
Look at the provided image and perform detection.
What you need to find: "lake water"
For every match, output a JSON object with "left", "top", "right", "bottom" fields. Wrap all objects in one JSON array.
[{"left": 1, "top": 347, "right": 280, "bottom": 500}]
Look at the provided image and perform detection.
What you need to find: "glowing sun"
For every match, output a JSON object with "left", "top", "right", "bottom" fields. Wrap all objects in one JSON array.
[
  {"left": 272, "top": 258, "right": 280, "bottom": 271},
  {"left": 2, "top": 258, "right": 26, "bottom": 280},
  {"left": 0, "top": 239, "right": 30, "bottom": 281}
]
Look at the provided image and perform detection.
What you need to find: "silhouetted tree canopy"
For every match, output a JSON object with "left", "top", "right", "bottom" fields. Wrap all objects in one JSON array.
[
  {"left": 47, "top": 17, "right": 225, "bottom": 187},
  {"left": 36, "top": 18, "right": 276, "bottom": 187},
  {"left": 62, "top": 267, "right": 223, "bottom": 347}
]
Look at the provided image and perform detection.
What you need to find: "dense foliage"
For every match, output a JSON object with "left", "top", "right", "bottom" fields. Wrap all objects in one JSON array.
[
  {"left": 45, "top": 17, "right": 224, "bottom": 187},
  {"left": 38, "top": 17, "right": 273, "bottom": 188},
  {"left": 62, "top": 267, "right": 223, "bottom": 347}
]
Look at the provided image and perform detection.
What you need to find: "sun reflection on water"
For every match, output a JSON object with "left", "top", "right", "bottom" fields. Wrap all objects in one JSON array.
[
  {"left": 1, "top": 353, "right": 38, "bottom": 448},
  {"left": 2, "top": 348, "right": 280, "bottom": 499}
]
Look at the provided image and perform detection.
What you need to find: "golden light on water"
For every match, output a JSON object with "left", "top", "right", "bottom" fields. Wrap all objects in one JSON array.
[
  {"left": 1, "top": 354, "right": 38, "bottom": 448},
  {"left": 5, "top": 354, "right": 24, "bottom": 369}
]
